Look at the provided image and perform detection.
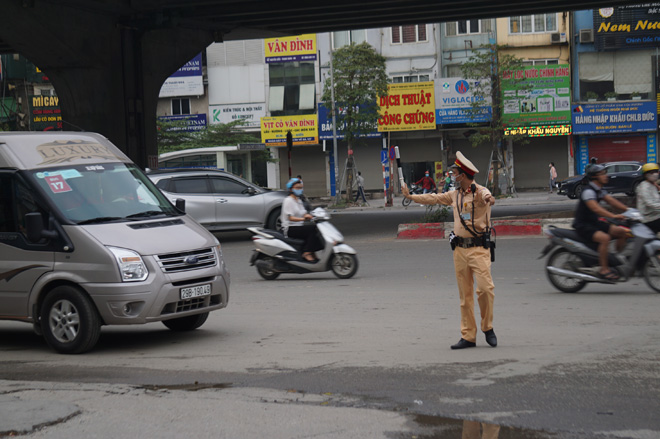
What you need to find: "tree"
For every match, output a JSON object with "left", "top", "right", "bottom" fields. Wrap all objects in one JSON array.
[
  {"left": 461, "top": 45, "right": 529, "bottom": 196},
  {"left": 321, "top": 42, "right": 388, "bottom": 202}
]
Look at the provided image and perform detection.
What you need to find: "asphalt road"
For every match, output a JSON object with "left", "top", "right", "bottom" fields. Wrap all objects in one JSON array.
[{"left": 1, "top": 222, "right": 658, "bottom": 438}]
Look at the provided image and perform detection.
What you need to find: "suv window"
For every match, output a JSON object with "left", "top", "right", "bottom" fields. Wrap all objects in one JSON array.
[
  {"left": 171, "top": 178, "right": 209, "bottom": 194},
  {"left": 210, "top": 177, "right": 248, "bottom": 194}
]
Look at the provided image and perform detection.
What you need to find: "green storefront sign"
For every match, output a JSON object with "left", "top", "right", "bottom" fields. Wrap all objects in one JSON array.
[{"left": 502, "top": 65, "right": 571, "bottom": 127}]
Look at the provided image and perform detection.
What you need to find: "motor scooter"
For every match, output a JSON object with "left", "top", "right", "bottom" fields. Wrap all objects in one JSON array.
[
  {"left": 540, "top": 209, "right": 660, "bottom": 293},
  {"left": 402, "top": 183, "right": 424, "bottom": 206},
  {"left": 248, "top": 208, "right": 358, "bottom": 280}
]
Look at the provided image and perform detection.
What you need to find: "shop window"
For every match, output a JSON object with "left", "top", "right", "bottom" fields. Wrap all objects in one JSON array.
[
  {"left": 332, "top": 30, "right": 366, "bottom": 48},
  {"left": 509, "top": 14, "right": 557, "bottom": 33},
  {"left": 268, "top": 62, "right": 315, "bottom": 116},
  {"left": 392, "top": 25, "right": 427, "bottom": 44},
  {"left": 446, "top": 65, "right": 463, "bottom": 77},
  {"left": 172, "top": 98, "right": 191, "bottom": 115}
]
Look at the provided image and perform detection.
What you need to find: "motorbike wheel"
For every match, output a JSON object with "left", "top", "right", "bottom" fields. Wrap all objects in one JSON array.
[
  {"left": 331, "top": 253, "right": 359, "bottom": 279},
  {"left": 643, "top": 256, "right": 660, "bottom": 293},
  {"left": 402, "top": 197, "right": 412, "bottom": 207},
  {"left": 546, "top": 249, "right": 586, "bottom": 293},
  {"left": 257, "top": 257, "right": 280, "bottom": 280}
]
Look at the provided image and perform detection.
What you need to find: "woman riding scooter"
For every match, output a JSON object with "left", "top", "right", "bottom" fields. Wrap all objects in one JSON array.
[
  {"left": 636, "top": 162, "right": 660, "bottom": 234},
  {"left": 281, "top": 178, "right": 323, "bottom": 262}
]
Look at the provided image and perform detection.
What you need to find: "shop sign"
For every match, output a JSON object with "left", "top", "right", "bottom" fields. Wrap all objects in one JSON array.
[
  {"left": 159, "top": 53, "right": 204, "bottom": 98},
  {"left": 158, "top": 114, "right": 207, "bottom": 132},
  {"left": 210, "top": 103, "right": 265, "bottom": 128},
  {"left": 571, "top": 101, "right": 657, "bottom": 134},
  {"left": 238, "top": 143, "right": 266, "bottom": 151},
  {"left": 502, "top": 65, "right": 571, "bottom": 127},
  {"left": 30, "top": 95, "right": 62, "bottom": 131},
  {"left": 317, "top": 103, "right": 381, "bottom": 140},
  {"left": 435, "top": 78, "right": 491, "bottom": 124},
  {"left": 377, "top": 82, "right": 436, "bottom": 132},
  {"left": 594, "top": 5, "right": 660, "bottom": 50},
  {"left": 260, "top": 114, "right": 318, "bottom": 146},
  {"left": 504, "top": 124, "right": 572, "bottom": 137},
  {"left": 264, "top": 34, "right": 317, "bottom": 63}
]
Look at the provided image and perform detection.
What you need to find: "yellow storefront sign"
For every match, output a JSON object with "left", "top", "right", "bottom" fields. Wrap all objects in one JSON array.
[
  {"left": 377, "top": 82, "right": 436, "bottom": 132},
  {"left": 261, "top": 115, "right": 319, "bottom": 146},
  {"left": 264, "top": 34, "right": 317, "bottom": 63}
]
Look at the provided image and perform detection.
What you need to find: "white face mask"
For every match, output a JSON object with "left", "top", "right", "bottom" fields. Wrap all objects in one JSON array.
[{"left": 648, "top": 173, "right": 659, "bottom": 182}]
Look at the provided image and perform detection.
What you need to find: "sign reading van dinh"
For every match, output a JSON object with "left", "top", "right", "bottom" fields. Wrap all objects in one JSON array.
[{"left": 594, "top": 4, "right": 660, "bottom": 49}]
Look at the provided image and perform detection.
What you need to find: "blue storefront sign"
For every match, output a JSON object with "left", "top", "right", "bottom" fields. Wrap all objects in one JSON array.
[
  {"left": 158, "top": 114, "right": 207, "bottom": 132},
  {"left": 317, "top": 103, "right": 381, "bottom": 140},
  {"left": 435, "top": 78, "right": 492, "bottom": 124},
  {"left": 571, "top": 101, "right": 657, "bottom": 135}
]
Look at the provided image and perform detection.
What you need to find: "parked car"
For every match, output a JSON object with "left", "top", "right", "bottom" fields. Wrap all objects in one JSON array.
[
  {"left": 557, "top": 161, "right": 643, "bottom": 199},
  {"left": 147, "top": 169, "right": 287, "bottom": 231}
]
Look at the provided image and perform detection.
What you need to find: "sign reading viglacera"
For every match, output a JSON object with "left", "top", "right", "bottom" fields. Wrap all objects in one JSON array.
[{"left": 502, "top": 65, "right": 571, "bottom": 127}]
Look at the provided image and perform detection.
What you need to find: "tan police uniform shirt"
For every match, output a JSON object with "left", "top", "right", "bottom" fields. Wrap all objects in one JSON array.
[{"left": 409, "top": 183, "right": 492, "bottom": 238}]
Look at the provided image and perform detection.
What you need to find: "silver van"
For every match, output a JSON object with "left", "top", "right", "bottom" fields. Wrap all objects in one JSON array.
[{"left": 0, "top": 132, "right": 230, "bottom": 354}]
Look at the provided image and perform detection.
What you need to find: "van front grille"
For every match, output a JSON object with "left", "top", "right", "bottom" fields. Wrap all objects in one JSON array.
[
  {"left": 155, "top": 248, "right": 217, "bottom": 273},
  {"left": 160, "top": 294, "right": 222, "bottom": 315}
]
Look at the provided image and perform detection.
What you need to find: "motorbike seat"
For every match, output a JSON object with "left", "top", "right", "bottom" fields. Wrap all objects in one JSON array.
[
  {"left": 260, "top": 229, "right": 305, "bottom": 247},
  {"left": 550, "top": 227, "right": 599, "bottom": 251}
]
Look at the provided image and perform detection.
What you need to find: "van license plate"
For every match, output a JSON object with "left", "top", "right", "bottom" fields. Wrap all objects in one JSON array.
[{"left": 180, "top": 284, "right": 211, "bottom": 300}]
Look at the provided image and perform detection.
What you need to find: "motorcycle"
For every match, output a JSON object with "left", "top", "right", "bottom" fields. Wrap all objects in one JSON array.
[
  {"left": 402, "top": 183, "right": 424, "bottom": 206},
  {"left": 540, "top": 209, "right": 660, "bottom": 293},
  {"left": 248, "top": 207, "right": 359, "bottom": 280}
]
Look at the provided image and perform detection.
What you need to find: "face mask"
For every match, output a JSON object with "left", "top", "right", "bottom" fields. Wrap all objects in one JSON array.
[
  {"left": 292, "top": 188, "right": 304, "bottom": 196},
  {"left": 648, "top": 173, "right": 659, "bottom": 182}
]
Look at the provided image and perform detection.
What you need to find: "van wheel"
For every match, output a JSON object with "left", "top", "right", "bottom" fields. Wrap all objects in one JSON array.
[
  {"left": 41, "top": 286, "right": 101, "bottom": 354},
  {"left": 162, "top": 312, "right": 209, "bottom": 331},
  {"left": 266, "top": 208, "right": 281, "bottom": 231}
]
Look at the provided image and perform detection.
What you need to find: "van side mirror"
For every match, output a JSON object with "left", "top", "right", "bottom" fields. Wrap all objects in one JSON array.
[
  {"left": 175, "top": 198, "right": 186, "bottom": 213},
  {"left": 25, "top": 213, "right": 58, "bottom": 242}
]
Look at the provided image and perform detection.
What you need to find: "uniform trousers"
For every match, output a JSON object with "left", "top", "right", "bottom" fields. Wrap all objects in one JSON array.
[{"left": 452, "top": 245, "right": 495, "bottom": 343}]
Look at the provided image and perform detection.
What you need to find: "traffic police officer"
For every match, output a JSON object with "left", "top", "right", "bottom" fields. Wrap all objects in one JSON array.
[{"left": 402, "top": 152, "right": 497, "bottom": 350}]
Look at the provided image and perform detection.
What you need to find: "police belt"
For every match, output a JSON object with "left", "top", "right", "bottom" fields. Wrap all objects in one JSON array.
[{"left": 453, "top": 236, "right": 485, "bottom": 248}]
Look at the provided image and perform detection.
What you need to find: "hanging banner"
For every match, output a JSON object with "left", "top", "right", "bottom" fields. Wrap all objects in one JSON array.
[
  {"left": 377, "top": 81, "right": 436, "bottom": 132},
  {"left": 317, "top": 103, "right": 381, "bottom": 140},
  {"left": 435, "top": 78, "right": 492, "bottom": 124},
  {"left": 594, "top": 5, "right": 660, "bottom": 50},
  {"left": 260, "top": 114, "right": 318, "bottom": 146},
  {"left": 501, "top": 65, "right": 571, "bottom": 127},
  {"left": 158, "top": 114, "right": 207, "bottom": 132},
  {"left": 159, "top": 53, "right": 204, "bottom": 98},
  {"left": 571, "top": 101, "right": 657, "bottom": 134},
  {"left": 264, "top": 34, "right": 317, "bottom": 63}
]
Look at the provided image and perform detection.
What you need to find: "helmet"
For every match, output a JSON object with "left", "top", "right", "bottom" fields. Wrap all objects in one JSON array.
[
  {"left": 587, "top": 164, "right": 606, "bottom": 179},
  {"left": 642, "top": 163, "right": 659, "bottom": 174},
  {"left": 286, "top": 178, "right": 301, "bottom": 189}
]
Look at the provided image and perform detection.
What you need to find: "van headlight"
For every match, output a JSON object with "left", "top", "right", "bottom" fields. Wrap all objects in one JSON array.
[{"left": 107, "top": 246, "right": 149, "bottom": 282}]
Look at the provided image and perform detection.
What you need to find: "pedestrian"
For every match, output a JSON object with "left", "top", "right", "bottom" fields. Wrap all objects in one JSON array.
[
  {"left": 415, "top": 171, "right": 436, "bottom": 194},
  {"left": 549, "top": 162, "right": 557, "bottom": 193},
  {"left": 443, "top": 171, "right": 453, "bottom": 193},
  {"left": 354, "top": 171, "right": 367, "bottom": 204},
  {"left": 402, "top": 151, "right": 497, "bottom": 350},
  {"left": 635, "top": 163, "right": 660, "bottom": 233}
]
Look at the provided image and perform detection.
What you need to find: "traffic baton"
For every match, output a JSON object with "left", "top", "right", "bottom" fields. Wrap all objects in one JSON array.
[{"left": 394, "top": 146, "right": 404, "bottom": 185}]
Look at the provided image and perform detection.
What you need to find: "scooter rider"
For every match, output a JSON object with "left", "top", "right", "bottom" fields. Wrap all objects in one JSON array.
[
  {"left": 636, "top": 163, "right": 660, "bottom": 234},
  {"left": 281, "top": 178, "right": 323, "bottom": 262},
  {"left": 573, "top": 164, "right": 629, "bottom": 281}
]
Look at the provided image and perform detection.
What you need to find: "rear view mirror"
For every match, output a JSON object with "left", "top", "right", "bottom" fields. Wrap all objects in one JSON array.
[
  {"left": 25, "top": 213, "right": 58, "bottom": 242},
  {"left": 175, "top": 198, "right": 186, "bottom": 213}
]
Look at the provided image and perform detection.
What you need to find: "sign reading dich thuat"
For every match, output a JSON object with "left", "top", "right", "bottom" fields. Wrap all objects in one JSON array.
[
  {"left": 377, "top": 82, "right": 436, "bottom": 132},
  {"left": 260, "top": 115, "right": 318, "bottom": 146}
]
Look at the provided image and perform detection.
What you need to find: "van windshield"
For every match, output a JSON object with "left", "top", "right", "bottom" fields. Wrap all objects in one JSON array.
[{"left": 28, "top": 163, "right": 180, "bottom": 224}]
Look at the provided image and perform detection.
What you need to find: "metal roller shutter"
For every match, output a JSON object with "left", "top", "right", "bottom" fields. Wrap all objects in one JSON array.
[{"left": 587, "top": 136, "right": 646, "bottom": 163}]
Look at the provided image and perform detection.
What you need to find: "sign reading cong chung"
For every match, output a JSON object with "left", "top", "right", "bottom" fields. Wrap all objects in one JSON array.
[
  {"left": 377, "top": 82, "right": 436, "bottom": 132},
  {"left": 264, "top": 34, "right": 317, "bottom": 63},
  {"left": 502, "top": 65, "right": 571, "bottom": 127},
  {"left": 260, "top": 114, "right": 318, "bottom": 146}
]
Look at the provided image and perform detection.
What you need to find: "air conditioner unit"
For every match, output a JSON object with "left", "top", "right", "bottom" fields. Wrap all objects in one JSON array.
[
  {"left": 551, "top": 33, "right": 561, "bottom": 44},
  {"left": 580, "top": 28, "right": 594, "bottom": 44}
]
